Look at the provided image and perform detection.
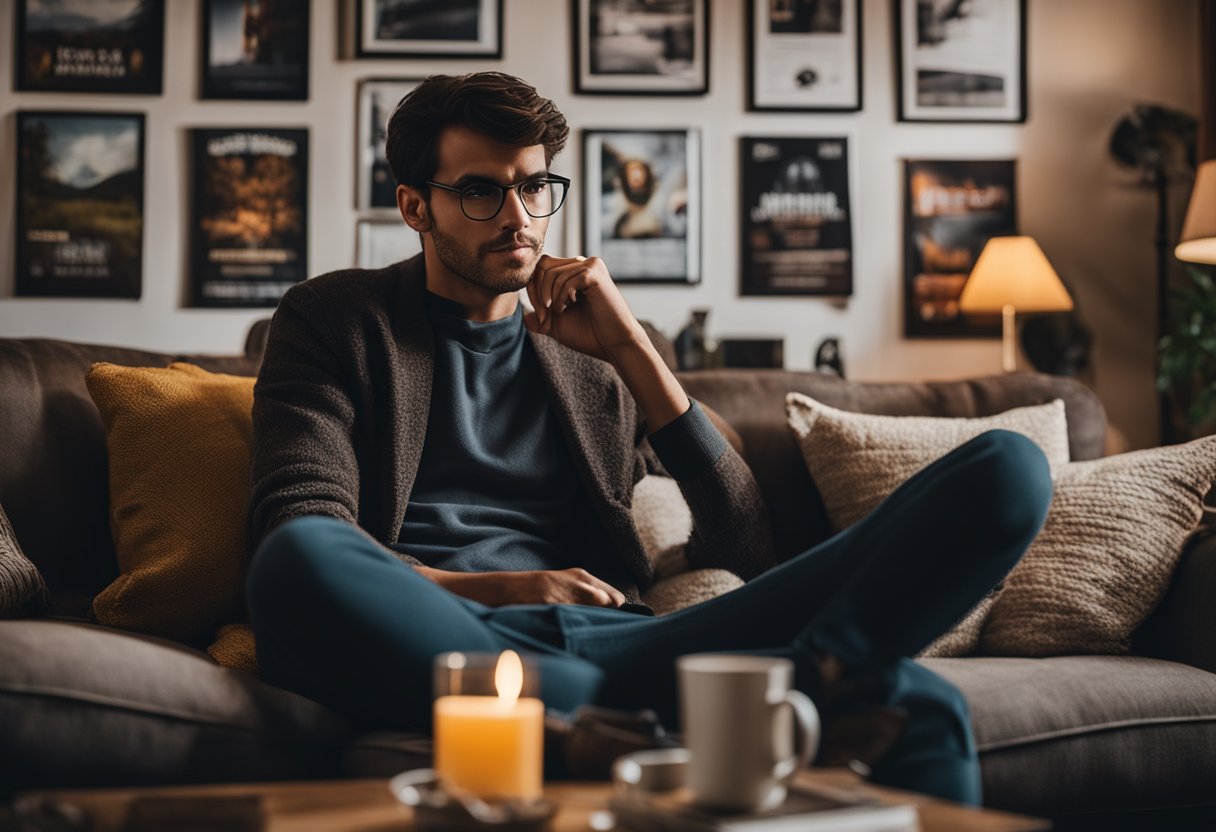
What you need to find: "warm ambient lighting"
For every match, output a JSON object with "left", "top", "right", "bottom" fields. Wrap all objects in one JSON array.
[
  {"left": 433, "top": 650, "right": 544, "bottom": 800},
  {"left": 496, "top": 648, "right": 523, "bottom": 706},
  {"left": 1176, "top": 160, "right": 1216, "bottom": 264},
  {"left": 959, "top": 236, "right": 1074, "bottom": 373}
]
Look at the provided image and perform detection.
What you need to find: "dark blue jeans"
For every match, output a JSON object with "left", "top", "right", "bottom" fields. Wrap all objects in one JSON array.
[{"left": 247, "top": 430, "right": 1052, "bottom": 805}]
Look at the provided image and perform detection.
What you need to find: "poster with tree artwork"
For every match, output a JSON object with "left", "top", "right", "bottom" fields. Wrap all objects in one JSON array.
[{"left": 190, "top": 128, "right": 308, "bottom": 307}]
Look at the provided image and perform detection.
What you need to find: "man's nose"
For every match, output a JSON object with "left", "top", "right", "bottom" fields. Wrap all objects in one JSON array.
[{"left": 498, "top": 187, "right": 531, "bottom": 229}]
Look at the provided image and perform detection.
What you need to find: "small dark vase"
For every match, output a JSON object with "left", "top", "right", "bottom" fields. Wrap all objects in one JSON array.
[
  {"left": 814, "top": 337, "right": 845, "bottom": 379},
  {"left": 674, "top": 309, "right": 710, "bottom": 371},
  {"left": 1020, "top": 313, "right": 1092, "bottom": 377}
]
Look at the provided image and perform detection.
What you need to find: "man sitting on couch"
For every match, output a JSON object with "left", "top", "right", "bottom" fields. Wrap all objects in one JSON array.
[{"left": 245, "top": 71, "right": 1053, "bottom": 805}]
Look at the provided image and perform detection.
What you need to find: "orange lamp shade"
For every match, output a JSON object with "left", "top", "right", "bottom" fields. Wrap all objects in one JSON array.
[
  {"left": 958, "top": 236, "right": 1073, "bottom": 314},
  {"left": 1176, "top": 160, "right": 1216, "bottom": 265}
]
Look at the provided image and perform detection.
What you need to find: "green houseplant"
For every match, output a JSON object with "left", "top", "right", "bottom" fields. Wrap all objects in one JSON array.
[{"left": 1158, "top": 265, "right": 1216, "bottom": 437}]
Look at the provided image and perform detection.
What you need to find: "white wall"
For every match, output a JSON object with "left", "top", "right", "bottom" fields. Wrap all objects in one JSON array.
[{"left": 0, "top": 0, "right": 1201, "bottom": 450}]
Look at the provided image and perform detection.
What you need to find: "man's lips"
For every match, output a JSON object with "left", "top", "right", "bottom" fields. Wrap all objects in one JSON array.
[{"left": 488, "top": 238, "right": 539, "bottom": 253}]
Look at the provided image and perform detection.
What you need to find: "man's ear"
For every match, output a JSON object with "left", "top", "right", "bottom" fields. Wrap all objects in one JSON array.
[{"left": 398, "top": 184, "right": 431, "bottom": 233}]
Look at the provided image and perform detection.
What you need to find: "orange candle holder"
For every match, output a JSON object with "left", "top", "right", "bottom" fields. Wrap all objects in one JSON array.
[{"left": 432, "top": 650, "right": 544, "bottom": 801}]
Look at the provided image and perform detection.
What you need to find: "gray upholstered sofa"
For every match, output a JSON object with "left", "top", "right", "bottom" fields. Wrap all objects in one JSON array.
[{"left": 2, "top": 323, "right": 1214, "bottom": 827}]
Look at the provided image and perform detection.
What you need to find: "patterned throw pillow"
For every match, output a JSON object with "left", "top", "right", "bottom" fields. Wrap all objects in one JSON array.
[
  {"left": 784, "top": 395, "right": 1071, "bottom": 657},
  {"left": 0, "top": 502, "right": 49, "bottom": 618},
  {"left": 982, "top": 436, "right": 1216, "bottom": 656}
]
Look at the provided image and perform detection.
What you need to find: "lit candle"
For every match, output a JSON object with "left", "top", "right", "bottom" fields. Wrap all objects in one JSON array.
[{"left": 433, "top": 650, "right": 544, "bottom": 800}]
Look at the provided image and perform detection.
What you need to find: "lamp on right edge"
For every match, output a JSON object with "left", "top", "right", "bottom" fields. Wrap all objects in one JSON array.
[
  {"left": 959, "top": 236, "right": 1074, "bottom": 373},
  {"left": 1176, "top": 159, "right": 1216, "bottom": 264}
]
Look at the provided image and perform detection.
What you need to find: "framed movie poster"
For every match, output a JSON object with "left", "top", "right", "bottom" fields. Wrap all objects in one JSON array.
[
  {"left": 190, "top": 129, "right": 309, "bottom": 308},
  {"left": 357, "top": 78, "right": 420, "bottom": 211},
  {"left": 740, "top": 137, "right": 853, "bottom": 297},
  {"left": 356, "top": 0, "right": 502, "bottom": 58},
  {"left": 574, "top": 0, "right": 709, "bottom": 95},
  {"left": 747, "top": 0, "right": 862, "bottom": 112},
  {"left": 14, "top": 0, "right": 164, "bottom": 94},
  {"left": 356, "top": 219, "right": 421, "bottom": 269},
  {"left": 201, "top": 0, "right": 309, "bottom": 100},
  {"left": 15, "top": 111, "right": 145, "bottom": 299},
  {"left": 895, "top": 0, "right": 1026, "bottom": 123},
  {"left": 904, "top": 159, "right": 1017, "bottom": 338},
  {"left": 583, "top": 129, "right": 700, "bottom": 285}
]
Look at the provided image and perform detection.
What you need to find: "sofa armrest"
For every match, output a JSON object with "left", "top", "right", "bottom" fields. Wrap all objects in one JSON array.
[{"left": 1157, "top": 526, "right": 1216, "bottom": 673}]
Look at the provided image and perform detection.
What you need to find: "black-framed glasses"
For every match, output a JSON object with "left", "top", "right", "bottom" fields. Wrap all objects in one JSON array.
[{"left": 426, "top": 174, "right": 571, "bottom": 221}]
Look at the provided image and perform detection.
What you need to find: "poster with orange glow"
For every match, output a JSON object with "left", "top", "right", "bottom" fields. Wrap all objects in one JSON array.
[
  {"left": 903, "top": 159, "right": 1016, "bottom": 338},
  {"left": 190, "top": 128, "right": 308, "bottom": 307}
]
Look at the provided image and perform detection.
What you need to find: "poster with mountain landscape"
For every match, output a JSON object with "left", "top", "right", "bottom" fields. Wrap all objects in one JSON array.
[
  {"left": 16, "top": 111, "right": 145, "bottom": 299},
  {"left": 190, "top": 128, "right": 309, "bottom": 308},
  {"left": 15, "top": 0, "right": 164, "bottom": 94}
]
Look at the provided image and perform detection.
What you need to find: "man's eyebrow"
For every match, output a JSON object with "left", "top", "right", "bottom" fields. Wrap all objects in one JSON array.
[{"left": 453, "top": 170, "right": 551, "bottom": 185}]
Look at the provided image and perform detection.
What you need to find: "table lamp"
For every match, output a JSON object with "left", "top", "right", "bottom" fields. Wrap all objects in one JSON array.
[
  {"left": 958, "top": 236, "right": 1074, "bottom": 372},
  {"left": 1176, "top": 159, "right": 1216, "bottom": 264}
]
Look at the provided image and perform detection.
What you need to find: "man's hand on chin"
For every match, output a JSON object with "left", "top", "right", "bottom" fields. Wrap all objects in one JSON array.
[
  {"left": 523, "top": 253, "right": 691, "bottom": 434},
  {"left": 523, "top": 254, "right": 648, "bottom": 363}
]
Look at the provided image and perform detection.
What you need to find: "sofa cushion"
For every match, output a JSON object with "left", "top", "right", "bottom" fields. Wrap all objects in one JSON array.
[
  {"left": 923, "top": 655, "right": 1216, "bottom": 815},
  {"left": 341, "top": 730, "right": 435, "bottom": 779},
  {"left": 0, "top": 619, "right": 351, "bottom": 792},
  {"left": 86, "top": 362, "right": 255, "bottom": 646},
  {"left": 982, "top": 436, "right": 1216, "bottom": 657},
  {"left": 0, "top": 502, "right": 49, "bottom": 618}
]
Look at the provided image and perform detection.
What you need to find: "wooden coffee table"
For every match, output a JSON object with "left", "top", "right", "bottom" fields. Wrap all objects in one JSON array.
[{"left": 17, "top": 770, "right": 1048, "bottom": 831}]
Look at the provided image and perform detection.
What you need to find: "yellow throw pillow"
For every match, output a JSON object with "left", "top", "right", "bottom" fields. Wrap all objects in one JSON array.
[
  {"left": 87, "top": 362, "right": 255, "bottom": 646},
  {"left": 208, "top": 622, "right": 259, "bottom": 676}
]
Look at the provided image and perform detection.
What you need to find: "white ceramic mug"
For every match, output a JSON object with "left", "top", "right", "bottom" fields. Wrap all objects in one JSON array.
[{"left": 677, "top": 654, "right": 820, "bottom": 812}]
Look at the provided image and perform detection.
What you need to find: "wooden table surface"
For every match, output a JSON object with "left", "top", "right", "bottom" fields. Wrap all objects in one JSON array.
[{"left": 18, "top": 770, "right": 1050, "bottom": 831}]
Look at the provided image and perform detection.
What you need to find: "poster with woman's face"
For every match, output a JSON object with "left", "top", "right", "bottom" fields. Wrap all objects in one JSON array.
[{"left": 583, "top": 129, "right": 700, "bottom": 284}]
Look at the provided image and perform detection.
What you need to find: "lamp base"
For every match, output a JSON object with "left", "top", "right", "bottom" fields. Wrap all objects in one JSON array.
[{"left": 1002, "top": 305, "right": 1017, "bottom": 373}]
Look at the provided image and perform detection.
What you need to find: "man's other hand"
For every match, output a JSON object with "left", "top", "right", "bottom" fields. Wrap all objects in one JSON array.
[
  {"left": 524, "top": 255, "right": 646, "bottom": 362},
  {"left": 415, "top": 564, "right": 627, "bottom": 608},
  {"left": 499, "top": 568, "right": 627, "bottom": 607}
]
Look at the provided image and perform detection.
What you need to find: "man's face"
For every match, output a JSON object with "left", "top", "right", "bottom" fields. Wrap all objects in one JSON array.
[{"left": 424, "top": 125, "right": 550, "bottom": 295}]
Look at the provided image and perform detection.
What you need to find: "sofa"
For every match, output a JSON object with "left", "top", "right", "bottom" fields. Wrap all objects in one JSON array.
[{"left": 2, "top": 322, "right": 1214, "bottom": 827}]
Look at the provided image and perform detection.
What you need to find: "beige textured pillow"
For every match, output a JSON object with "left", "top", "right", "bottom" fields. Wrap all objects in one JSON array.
[
  {"left": 631, "top": 475, "right": 693, "bottom": 580},
  {"left": 784, "top": 394, "right": 1071, "bottom": 657},
  {"left": 630, "top": 475, "right": 745, "bottom": 614},
  {"left": 982, "top": 436, "right": 1216, "bottom": 657},
  {"left": 786, "top": 395, "right": 1071, "bottom": 532}
]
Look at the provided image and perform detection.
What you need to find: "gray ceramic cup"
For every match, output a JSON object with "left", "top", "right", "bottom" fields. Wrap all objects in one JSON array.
[{"left": 677, "top": 654, "right": 820, "bottom": 812}]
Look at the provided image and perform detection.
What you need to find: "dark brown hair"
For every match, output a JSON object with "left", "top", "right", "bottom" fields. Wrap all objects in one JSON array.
[{"left": 385, "top": 72, "right": 569, "bottom": 191}]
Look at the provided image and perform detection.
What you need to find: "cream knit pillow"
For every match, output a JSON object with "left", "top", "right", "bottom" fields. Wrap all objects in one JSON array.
[
  {"left": 786, "top": 395, "right": 1071, "bottom": 531},
  {"left": 784, "top": 394, "right": 1071, "bottom": 657},
  {"left": 981, "top": 436, "right": 1216, "bottom": 656}
]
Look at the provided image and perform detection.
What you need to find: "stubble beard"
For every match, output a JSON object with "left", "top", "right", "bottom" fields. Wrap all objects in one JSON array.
[{"left": 429, "top": 215, "right": 542, "bottom": 295}]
